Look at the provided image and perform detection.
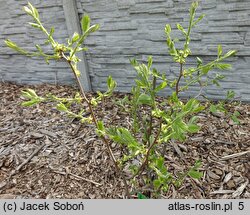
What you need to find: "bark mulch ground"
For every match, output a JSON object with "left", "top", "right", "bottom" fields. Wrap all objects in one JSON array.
[{"left": 0, "top": 82, "right": 249, "bottom": 199}]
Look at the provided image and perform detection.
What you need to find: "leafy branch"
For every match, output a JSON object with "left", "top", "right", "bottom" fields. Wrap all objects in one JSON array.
[{"left": 5, "top": 2, "right": 130, "bottom": 198}]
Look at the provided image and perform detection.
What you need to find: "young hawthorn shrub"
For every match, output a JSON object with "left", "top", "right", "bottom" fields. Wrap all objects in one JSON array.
[{"left": 5, "top": 2, "right": 237, "bottom": 198}]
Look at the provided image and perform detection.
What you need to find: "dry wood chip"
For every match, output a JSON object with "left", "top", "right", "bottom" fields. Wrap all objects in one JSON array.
[
  {"left": 223, "top": 172, "right": 233, "bottom": 183},
  {"left": 0, "top": 181, "right": 7, "bottom": 189},
  {"left": 244, "top": 191, "right": 250, "bottom": 198},
  {"left": 210, "top": 190, "right": 235, "bottom": 195},
  {"left": 190, "top": 136, "right": 204, "bottom": 142},
  {"left": 178, "top": 143, "right": 188, "bottom": 152},
  {"left": 0, "top": 127, "right": 9, "bottom": 132},
  {"left": 234, "top": 177, "right": 245, "bottom": 185},
  {"left": 30, "top": 132, "right": 44, "bottom": 139},
  {"left": 215, "top": 140, "right": 236, "bottom": 145},
  {"left": 214, "top": 168, "right": 223, "bottom": 176},
  {"left": 232, "top": 179, "right": 249, "bottom": 198},
  {"left": 211, "top": 112, "right": 225, "bottom": 118},
  {"left": 226, "top": 180, "right": 235, "bottom": 189},
  {"left": 39, "top": 129, "right": 58, "bottom": 138},
  {"left": 207, "top": 170, "right": 221, "bottom": 180},
  {"left": 171, "top": 140, "right": 184, "bottom": 158},
  {"left": 0, "top": 194, "right": 16, "bottom": 199}
]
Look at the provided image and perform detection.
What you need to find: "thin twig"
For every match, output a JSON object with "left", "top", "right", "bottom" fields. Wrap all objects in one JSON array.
[
  {"left": 147, "top": 76, "right": 157, "bottom": 147},
  {"left": 194, "top": 85, "right": 204, "bottom": 99},
  {"left": 210, "top": 190, "right": 235, "bottom": 195},
  {"left": 62, "top": 53, "right": 131, "bottom": 198},
  {"left": 131, "top": 120, "right": 162, "bottom": 179},
  {"left": 220, "top": 151, "right": 250, "bottom": 161},
  {"left": 51, "top": 169, "right": 102, "bottom": 186},
  {"left": 176, "top": 63, "right": 183, "bottom": 96},
  {"left": 12, "top": 142, "right": 46, "bottom": 175}
]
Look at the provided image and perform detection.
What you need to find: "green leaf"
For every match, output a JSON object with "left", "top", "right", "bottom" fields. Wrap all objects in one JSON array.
[
  {"left": 5, "top": 39, "right": 28, "bottom": 55},
  {"left": 90, "top": 98, "right": 97, "bottom": 107},
  {"left": 189, "top": 116, "right": 198, "bottom": 124},
  {"left": 215, "top": 73, "right": 225, "bottom": 80},
  {"left": 209, "top": 104, "right": 217, "bottom": 113},
  {"left": 28, "top": 2, "right": 39, "bottom": 18},
  {"left": 192, "top": 14, "right": 205, "bottom": 27},
  {"left": 196, "top": 57, "right": 203, "bottom": 66},
  {"left": 137, "top": 94, "right": 152, "bottom": 106},
  {"left": 165, "top": 24, "right": 171, "bottom": 35},
  {"left": 5, "top": 39, "right": 19, "bottom": 50},
  {"left": 81, "top": 15, "right": 90, "bottom": 33},
  {"left": 147, "top": 56, "right": 153, "bottom": 68},
  {"left": 77, "top": 47, "right": 88, "bottom": 52},
  {"left": 188, "top": 169, "right": 203, "bottom": 179},
  {"left": 35, "top": 44, "right": 43, "bottom": 53},
  {"left": 191, "top": 1, "right": 199, "bottom": 12},
  {"left": 176, "top": 23, "right": 184, "bottom": 31},
  {"left": 22, "top": 99, "right": 39, "bottom": 107},
  {"left": 28, "top": 22, "right": 41, "bottom": 29},
  {"left": 107, "top": 127, "right": 139, "bottom": 149},
  {"left": 201, "top": 65, "right": 212, "bottom": 74},
  {"left": 85, "top": 24, "right": 100, "bottom": 35},
  {"left": 176, "top": 23, "right": 186, "bottom": 35},
  {"left": 170, "top": 91, "right": 179, "bottom": 102},
  {"left": 96, "top": 121, "right": 106, "bottom": 136},
  {"left": 137, "top": 193, "right": 148, "bottom": 199},
  {"left": 218, "top": 45, "right": 223, "bottom": 58},
  {"left": 183, "top": 98, "right": 196, "bottom": 112},
  {"left": 193, "top": 160, "right": 202, "bottom": 169},
  {"left": 56, "top": 103, "right": 68, "bottom": 112},
  {"left": 224, "top": 50, "right": 237, "bottom": 58},
  {"left": 21, "top": 89, "right": 38, "bottom": 99},
  {"left": 23, "top": 6, "right": 32, "bottom": 16},
  {"left": 193, "top": 105, "right": 205, "bottom": 113},
  {"left": 97, "top": 121, "right": 105, "bottom": 131},
  {"left": 226, "top": 90, "right": 235, "bottom": 100},
  {"left": 21, "top": 91, "right": 32, "bottom": 99},
  {"left": 49, "top": 27, "right": 55, "bottom": 37},
  {"left": 215, "top": 63, "right": 231, "bottom": 70},
  {"left": 153, "top": 179, "right": 162, "bottom": 189},
  {"left": 183, "top": 98, "right": 203, "bottom": 113},
  {"left": 107, "top": 75, "right": 116, "bottom": 90},
  {"left": 156, "top": 157, "right": 165, "bottom": 169},
  {"left": 188, "top": 160, "right": 203, "bottom": 179},
  {"left": 129, "top": 58, "right": 138, "bottom": 67},
  {"left": 212, "top": 79, "right": 220, "bottom": 87},
  {"left": 171, "top": 119, "right": 187, "bottom": 141},
  {"left": 155, "top": 81, "right": 167, "bottom": 92},
  {"left": 187, "top": 124, "right": 200, "bottom": 133},
  {"left": 231, "top": 111, "right": 241, "bottom": 125},
  {"left": 231, "top": 115, "right": 240, "bottom": 125},
  {"left": 26, "top": 89, "right": 38, "bottom": 97},
  {"left": 72, "top": 32, "right": 80, "bottom": 43},
  {"left": 152, "top": 68, "right": 161, "bottom": 78}
]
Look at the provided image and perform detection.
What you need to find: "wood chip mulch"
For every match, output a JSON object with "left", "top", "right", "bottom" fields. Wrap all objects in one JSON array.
[{"left": 0, "top": 82, "right": 249, "bottom": 199}]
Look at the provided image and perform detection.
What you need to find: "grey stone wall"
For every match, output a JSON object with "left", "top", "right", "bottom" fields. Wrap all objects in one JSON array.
[
  {"left": 0, "top": 0, "right": 250, "bottom": 101},
  {"left": 0, "top": 0, "right": 74, "bottom": 85}
]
